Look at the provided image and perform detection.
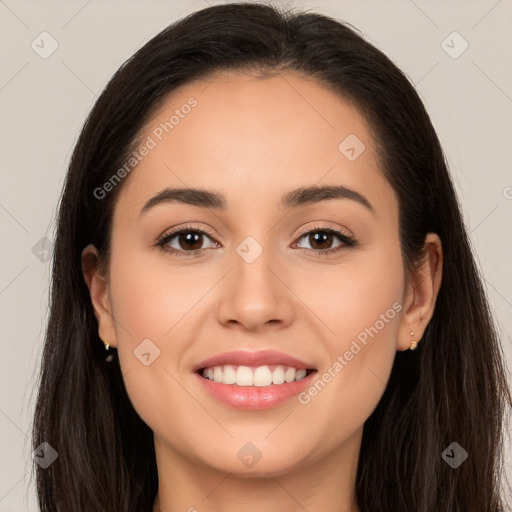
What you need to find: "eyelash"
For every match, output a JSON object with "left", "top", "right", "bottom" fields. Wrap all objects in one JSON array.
[{"left": 155, "top": 223, "right": 357, "bottom": 257}]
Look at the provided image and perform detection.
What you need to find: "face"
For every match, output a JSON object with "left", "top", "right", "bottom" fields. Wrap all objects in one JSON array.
[{"left": 84, "top": 71, "right": 423, "bottom": 479}]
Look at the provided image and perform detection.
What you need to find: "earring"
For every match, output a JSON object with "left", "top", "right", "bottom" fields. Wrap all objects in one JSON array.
[
  {"left": 100, "top": 338, "right": 115, "bottom": 363},
  {"left": 409, "top": 331, "right": 419, "bottom": 351}
]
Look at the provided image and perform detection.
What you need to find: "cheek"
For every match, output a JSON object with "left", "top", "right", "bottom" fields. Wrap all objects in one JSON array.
[
  {"left": 291, "top": 249, "right": 404, "bottom": 447},
  {"left": 108, "top": 246, "right": 208, "bottom": 347},
  {"left": 290, "top": 243, "right": 404, "bottom": 342},
  {"left": 107, "top": 250, "right": 207, "bottom": 431}
]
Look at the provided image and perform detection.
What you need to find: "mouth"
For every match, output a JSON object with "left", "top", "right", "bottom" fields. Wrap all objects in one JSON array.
[
  {"left": 193, "top": 350, "right": 318, "bottom": 410},
  {"left": 198, "top": 364, "right": 317, "bottom": 386}
]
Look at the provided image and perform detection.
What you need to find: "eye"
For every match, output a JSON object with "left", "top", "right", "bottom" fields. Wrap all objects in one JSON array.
[
  {"left": 293, "top": 224, "right": 356, "bottom": 256},
  {"left": 155, "top": 223, "right": 356, "bottom": 257},
  {"left": 156, "top": 225, "right": 219, "bottom": 256}
]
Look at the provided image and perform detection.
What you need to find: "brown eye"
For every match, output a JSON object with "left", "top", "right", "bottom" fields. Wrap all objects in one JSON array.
[
  {"left": 175, "top": 231, "right": 204, "bottom": 251},
  {"left": 157, "top": 227, "right": 218, "bottom": 255},
  {"left": 304, "top": 231, "right": 335, "bottom": 250},
  {"left": 295, "top": 227, "right": 354, "bottom": 254}
]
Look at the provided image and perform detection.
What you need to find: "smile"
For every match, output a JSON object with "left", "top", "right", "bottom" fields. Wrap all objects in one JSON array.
[{"left": 200, "top": 364, "right": 315, "bottom": 386}]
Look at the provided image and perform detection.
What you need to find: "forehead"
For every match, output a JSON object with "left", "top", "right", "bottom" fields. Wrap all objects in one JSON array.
[{"left": 114, "top": 71, "right": 393, "bottom": 218}]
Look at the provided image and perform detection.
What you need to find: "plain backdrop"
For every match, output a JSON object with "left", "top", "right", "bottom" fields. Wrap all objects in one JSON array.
[{"left": 0, "top": 0, "right": 511, "bottom": 510}]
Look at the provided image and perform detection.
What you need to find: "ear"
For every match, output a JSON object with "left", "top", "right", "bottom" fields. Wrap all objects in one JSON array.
[
  {"left": 397, "top": 233, "right": 443, "bottom": 351},
  {"left": 81, "top": 243, "right": 117, "bottom": 348}
]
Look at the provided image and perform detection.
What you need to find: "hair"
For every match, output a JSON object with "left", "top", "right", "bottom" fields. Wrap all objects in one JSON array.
[{"left": 31, "top": 2, "right": 511, "bottom": 511}]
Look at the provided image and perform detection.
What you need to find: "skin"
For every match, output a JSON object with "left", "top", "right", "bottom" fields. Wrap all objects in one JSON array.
[{"left": 82, "top": 71, "right": 442, "bottom": 512}]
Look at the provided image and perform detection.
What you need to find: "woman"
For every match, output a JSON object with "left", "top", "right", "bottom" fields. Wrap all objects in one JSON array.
[{"left": 31, "top": 2, "right": 511, "bottom": 511}]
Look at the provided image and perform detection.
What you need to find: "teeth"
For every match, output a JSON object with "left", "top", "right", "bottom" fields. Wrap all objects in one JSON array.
[
  {"left": 295, "top": 369, "right": 307, "bottom": 380},
  {"left": 236, "top": 366, "right": 253, "bottom": 386},
  {"left": 223, "top": 364, "right": 237, "bottom": 384},
  {"left": 272, "top": 366, "right": 285, "bottom": 384},
  {"left": 284, "top": 367, "right": 296, "bottom": 383},
  {"left": 213, "top": 366, "right": 223, "bottom": 383},
  {"left": 253, "top": 366, "right": 273, "bottom": 387},
  {"left": 201, "top": 364, "right": 311, "bottom": 386}
]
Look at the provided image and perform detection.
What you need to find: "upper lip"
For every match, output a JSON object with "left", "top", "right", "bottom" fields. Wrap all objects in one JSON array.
[{"left": 193, "top": 349, "right": 315, "bottom": 372}]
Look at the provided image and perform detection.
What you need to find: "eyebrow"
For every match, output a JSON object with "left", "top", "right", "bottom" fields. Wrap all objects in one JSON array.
[{"left": 139, "top": 185, "right": 374, "bottom": 217}]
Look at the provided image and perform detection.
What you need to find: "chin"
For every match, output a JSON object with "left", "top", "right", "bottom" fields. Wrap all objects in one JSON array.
[{"left": 197, "top": 445, "right": 309, "bottom": 478}]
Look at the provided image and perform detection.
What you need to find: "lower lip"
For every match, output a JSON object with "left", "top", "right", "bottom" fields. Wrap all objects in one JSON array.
[{"left": 195, "top": 371, "right": 316, "bottom": 410}]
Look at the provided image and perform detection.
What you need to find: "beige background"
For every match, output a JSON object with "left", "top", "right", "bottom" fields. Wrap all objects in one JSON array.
[{"left": 0, "top": 0, "right": 511, "bottom": 510}]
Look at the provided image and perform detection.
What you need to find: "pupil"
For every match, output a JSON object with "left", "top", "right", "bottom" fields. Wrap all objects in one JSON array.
[
  {"left": 180, "top": 232, "right": 202, "bottom": 250},
  {"left": 310, "top": 232, "right": 332, "bottom": 250}
]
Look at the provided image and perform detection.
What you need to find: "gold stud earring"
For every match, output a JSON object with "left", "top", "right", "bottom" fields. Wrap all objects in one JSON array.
[
  {"left": 99, "top": 338, "right": 115, "bottom": 363},
  {"left": 409, "top": 330, "right": 419, "bottom": 351}
]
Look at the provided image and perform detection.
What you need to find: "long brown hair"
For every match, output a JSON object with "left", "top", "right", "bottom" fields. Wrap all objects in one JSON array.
[{"left": 31, "top": 3, "right": 512, "bottom": 510}]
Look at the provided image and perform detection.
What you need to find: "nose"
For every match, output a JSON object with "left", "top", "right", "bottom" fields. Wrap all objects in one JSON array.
[{"left": 215, "top": 242, "right": 295, "bottom": 333}]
